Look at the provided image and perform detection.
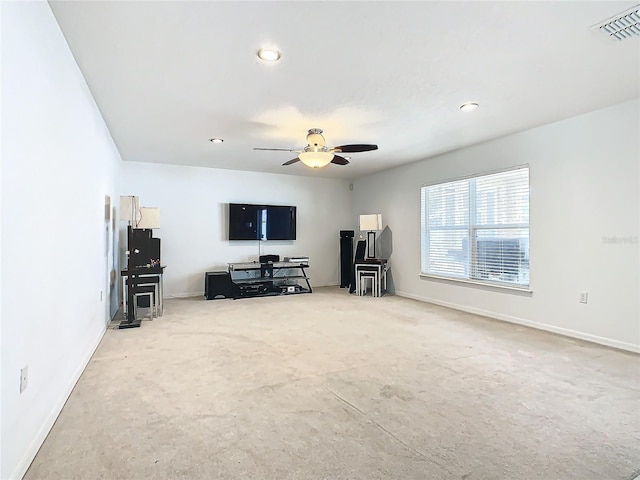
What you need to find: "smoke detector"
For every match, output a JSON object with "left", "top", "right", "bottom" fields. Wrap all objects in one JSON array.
[{"left": 591, "top": 5, "right": 640, "bottom": 41}]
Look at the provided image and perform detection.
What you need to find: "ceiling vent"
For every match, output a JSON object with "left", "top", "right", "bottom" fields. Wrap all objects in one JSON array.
[{"left": 592, "top": 5, "right": 640, "bottom": 41}]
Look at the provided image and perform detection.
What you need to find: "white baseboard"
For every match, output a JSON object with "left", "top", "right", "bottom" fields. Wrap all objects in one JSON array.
[
  {"left": 10, "top": 326, "right": 107, "bottom": 480},
  {"left": 166, "top": 292, "right": 202, "bottom": 299},
  {"left": 395, "top": 290, "right": 640, "bottom": 354}
]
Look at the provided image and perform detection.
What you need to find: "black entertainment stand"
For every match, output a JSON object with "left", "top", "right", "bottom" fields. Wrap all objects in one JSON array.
[{"left": 228, "top": 261, "right": 312, "bottom": 299}]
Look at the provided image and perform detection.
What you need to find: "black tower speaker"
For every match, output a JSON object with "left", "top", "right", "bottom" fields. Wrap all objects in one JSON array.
[
  {"left": 340, "top": 230, "right": 355, "bottom": 288},
  {"left": 205, "top": 271, "right": 233, "bottom": 300}
]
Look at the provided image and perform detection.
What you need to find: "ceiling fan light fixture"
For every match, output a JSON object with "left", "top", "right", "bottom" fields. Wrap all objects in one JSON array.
[
  {"left": 460, "top": 102, "right": 479, "bottom": 112},
  {"left": 298, "top": 151, "right": 334, "bottom": 169},
  {"left": 257, "top": 48, "right": 281, "bottom": 62}
]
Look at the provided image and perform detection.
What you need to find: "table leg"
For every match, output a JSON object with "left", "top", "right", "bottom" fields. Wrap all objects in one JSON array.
[
  {"left": 158, "top": 274, "right": 163, "bottom": 316},
  {"left": 122, "top": 276, "right": 127, "bottom": 318}
]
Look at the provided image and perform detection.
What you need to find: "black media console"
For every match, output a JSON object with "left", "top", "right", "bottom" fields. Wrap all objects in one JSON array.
[{"left": 205, "top": 262, "right": 312, "bottom": 300}]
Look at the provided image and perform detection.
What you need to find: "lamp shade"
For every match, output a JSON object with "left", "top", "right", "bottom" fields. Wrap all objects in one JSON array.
[
  {"left": 137, "top": 207, "right": 161, "bottom": 229},
  {"left": 119, "top": 195, "right": 139, "bottom": 223},
  {"left": 298, "top": 151, "right": 334, "bottom": 168},
  {"left": 359, "top": 214, "right": 382, "bottom": 231}
]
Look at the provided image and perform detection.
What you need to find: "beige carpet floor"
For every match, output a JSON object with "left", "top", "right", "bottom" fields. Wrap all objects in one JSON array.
[{"left": 25, "top": 287, "right": 640, "bottom": 480}]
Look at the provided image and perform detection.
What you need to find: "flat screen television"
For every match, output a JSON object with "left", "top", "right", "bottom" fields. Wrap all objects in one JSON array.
[{"left": 228, "top": 203, "right": 297, "bottom": 241}]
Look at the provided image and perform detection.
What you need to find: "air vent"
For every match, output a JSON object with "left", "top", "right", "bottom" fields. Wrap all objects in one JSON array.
[{"left": 592, "top": 5, "right": 640, "bottom": 41}]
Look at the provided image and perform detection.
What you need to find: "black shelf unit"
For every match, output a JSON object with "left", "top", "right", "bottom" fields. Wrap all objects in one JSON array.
[{"left": 228, "top": 262, "right": 312, "bottom": 299}]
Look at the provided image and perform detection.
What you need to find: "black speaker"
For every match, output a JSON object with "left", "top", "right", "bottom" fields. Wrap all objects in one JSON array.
[
  {"left": 260, "top": 263, "right": 274, "bottom": 278},
  {"left": 205, "top": 271, "right": 233, "bottom": 300},
  {"left": 259, "top": 254, "right": 280, "bottom": 263},
  {"left": 340, "top": 230, "right": 355, "bottom": 288}
]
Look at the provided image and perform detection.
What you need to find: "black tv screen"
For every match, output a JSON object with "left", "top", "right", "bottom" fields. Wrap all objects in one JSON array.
[{"left": 228, "top": 203, "right": 297, "bottom": 241}]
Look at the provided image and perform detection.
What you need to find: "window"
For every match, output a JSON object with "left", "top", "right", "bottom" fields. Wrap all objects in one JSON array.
[{"left": 420, "top": 167, "right": 529, "bottom": 289}]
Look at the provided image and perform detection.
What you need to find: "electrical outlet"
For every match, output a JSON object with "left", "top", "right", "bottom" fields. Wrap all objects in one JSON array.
[
  {"left": 20, "top": 366, "right": 28, "bottom": 393},
  {"left": 579, "top": 292, "right": 588, "bottom": 304}
]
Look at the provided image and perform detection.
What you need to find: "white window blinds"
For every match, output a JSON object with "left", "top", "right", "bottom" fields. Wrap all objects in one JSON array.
[{"left": 421, "top": 167, "right": 530, "bottom": 288}]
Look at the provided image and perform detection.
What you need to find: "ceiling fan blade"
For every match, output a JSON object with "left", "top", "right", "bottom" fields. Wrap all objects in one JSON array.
[
  {"left": 282, "top": 158, "right": 300, "bottom": 166},
  {"left": 333, "top": 144, "right": 378, "bottom": 153},
  {"left": 253, "top": 147, "right": 298, "bottom": 152},
  {"left": 331, "top": 155, "right": 350, "bottom": 166}
]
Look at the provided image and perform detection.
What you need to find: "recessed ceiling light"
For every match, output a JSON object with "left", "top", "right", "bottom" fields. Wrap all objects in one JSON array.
[
  {"left": 460, "top": 102, "right": 479, "bottom": 112},
  {"left": 257, "top": 48, "right": 281, "bottom": 62},
  {"left": 209, "top": 138, "right": 224, "bottom": 143}
]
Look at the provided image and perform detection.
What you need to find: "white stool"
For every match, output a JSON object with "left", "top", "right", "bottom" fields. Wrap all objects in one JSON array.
[
  {"left": 133, "top": 290, "right": 156, "bottom": 320},
  {"left": 355, "top": 262, "right": 388, "bottom": 297},
  {"left": 357, "top": 270, "right": 378, "bottom": 296},
  {"left": 123, "top": 275, "right": 163, "bottom": 318},
  {"left": 133, "top": 283, "right": 158, "bottom": 319}
]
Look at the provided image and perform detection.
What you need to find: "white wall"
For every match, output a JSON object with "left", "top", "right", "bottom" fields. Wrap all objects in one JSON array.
[
  {"left": 353, "top": 100, "right": 640, "bottom": 352},
  {"left": 121, "top": 162, "right": 353, "bottom": 297},
  {"left": 0, "top": 2, "right": 123, "bottom": 479}
]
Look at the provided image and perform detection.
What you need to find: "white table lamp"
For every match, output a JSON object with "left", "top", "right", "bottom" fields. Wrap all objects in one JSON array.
[
  {"left": 119, "top": 196, "right": 139, "bottom": 224},
  {"left": 137, "top": 207, "right": 161, "bottom": 229},
  {"left": 359, "top": 214, "right": 382, "bottom": 258}
]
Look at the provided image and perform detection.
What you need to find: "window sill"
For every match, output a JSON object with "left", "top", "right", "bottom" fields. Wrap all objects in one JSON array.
[{"left": 419, "top": 273, "right": 532, "bottom": 295}]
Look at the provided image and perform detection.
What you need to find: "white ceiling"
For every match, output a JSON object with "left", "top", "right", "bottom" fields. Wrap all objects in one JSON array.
[{"left": 49, "top": 1, "right": 640, "bottom": 180}]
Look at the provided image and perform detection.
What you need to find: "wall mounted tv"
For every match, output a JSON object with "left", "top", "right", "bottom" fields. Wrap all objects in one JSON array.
[{"left": 228, "top": 203, "right": 297, "bottom": 241}]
